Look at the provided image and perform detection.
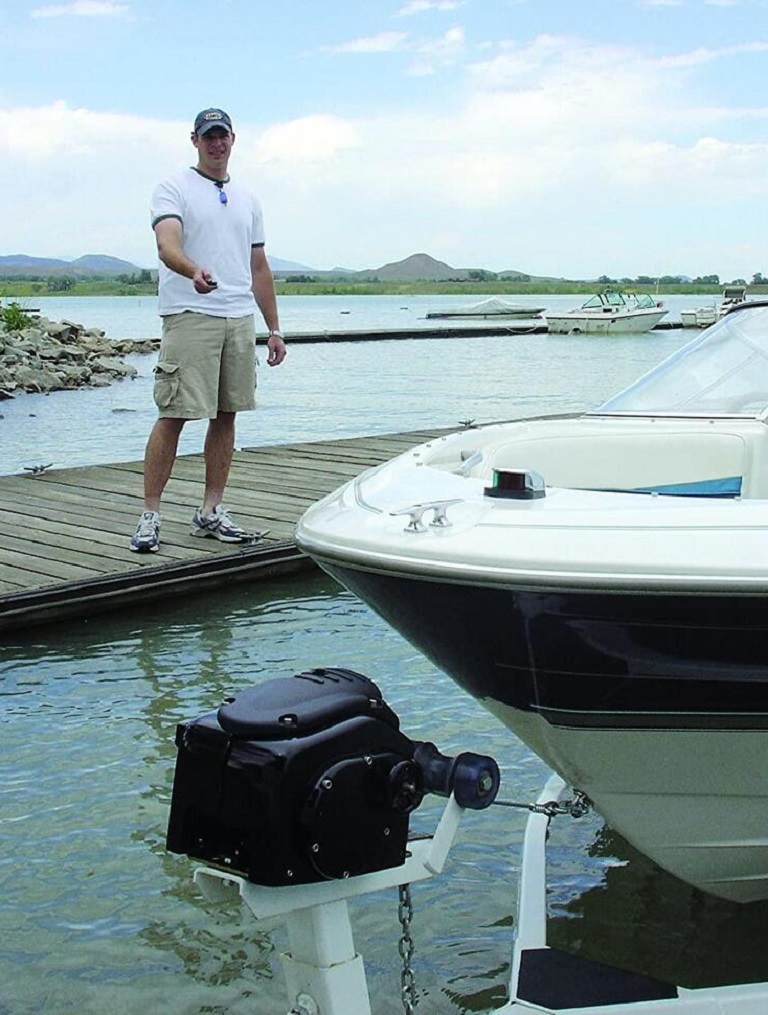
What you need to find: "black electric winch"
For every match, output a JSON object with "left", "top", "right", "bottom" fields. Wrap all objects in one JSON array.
[{"left": 166, "top": 667, "right": 500, "bottom": 886}]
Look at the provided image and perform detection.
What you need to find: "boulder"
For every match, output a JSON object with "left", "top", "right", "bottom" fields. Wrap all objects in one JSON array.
[{"left": 0, "top": 314, "right": 158, "bottom": 395}]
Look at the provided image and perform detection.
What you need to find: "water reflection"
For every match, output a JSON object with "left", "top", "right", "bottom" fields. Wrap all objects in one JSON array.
[
  {"left": 548, "top": 823, "right": 768, "bottom": 991},
  {"left": 2, "top": 572, "right": 768, "bottom": 1013},
  {"left": 0, "top": 574, "right": 535, "bottom": 1014}
]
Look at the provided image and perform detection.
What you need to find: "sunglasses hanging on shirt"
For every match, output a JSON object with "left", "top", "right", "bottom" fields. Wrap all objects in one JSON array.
[{"left": 215, "top": 180, "right": 227, "bottom": 205}]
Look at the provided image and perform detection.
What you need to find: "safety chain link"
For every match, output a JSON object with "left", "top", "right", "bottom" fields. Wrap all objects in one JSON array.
[
  {"left": 398, "top": 883, "right": 417, "bottom": 1014},
  {"left": 492, "top": 790, "right": 592, "bottom": 818},
  {"left": 391, "top": 791, "right": 588, "bottom": 1013}
]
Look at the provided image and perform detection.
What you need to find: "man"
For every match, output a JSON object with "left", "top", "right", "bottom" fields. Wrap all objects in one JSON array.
[{"left": 131, "top": 108, "right": 287, "bottom": 553}]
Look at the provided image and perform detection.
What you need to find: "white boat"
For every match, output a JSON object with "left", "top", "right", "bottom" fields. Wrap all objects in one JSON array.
[
  {"left": 680, "top": 304, "right": 717, "bottom": 328},
  {"left": 679, "top": 288, "right": 748, "bottom": 328},
  {"left": 718, "top": 284, "right": 748, "bottom": 318},
  {"left": 296, "top": 300, "right": 768, "bottom": 905},
  {"left": 427, "top": 297, "right": 546, "bottom": 319},
  {"left": 545, "top": 289, "right": 668, "bottom": 334}
]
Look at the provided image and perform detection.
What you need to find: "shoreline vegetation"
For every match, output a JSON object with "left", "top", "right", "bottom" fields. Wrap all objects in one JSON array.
[
  {"left": 1, "top": 279, "right": 766, "bottom": 299},
  {"left": 2, "top": 251, "right": 763, "bottom": 299}
]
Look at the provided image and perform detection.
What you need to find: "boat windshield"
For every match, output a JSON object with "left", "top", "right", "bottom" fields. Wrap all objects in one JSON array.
[
  {"left": 581, "top": 291, "right": 657, "bottom": 311},
  {"left": 583, "top": 291, "right": 624, "bottom": 308},
  {"left": 593, "top": 302, "right": 768, "bottom": 417}
]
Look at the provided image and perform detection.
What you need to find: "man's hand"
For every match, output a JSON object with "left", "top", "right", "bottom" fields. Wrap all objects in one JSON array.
[
  {"left": 193, "top": 269, "right": 218, "bottom": 293},
  {"left": 266, "top": 333, "right": 287, "bottom": 366}
]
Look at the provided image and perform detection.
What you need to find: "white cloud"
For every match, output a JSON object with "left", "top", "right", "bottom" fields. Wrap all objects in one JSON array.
[
  {"left": 327, "top": 24, "right": 466, "bottom": 74},
  {"left": 328, "top": 31, "right": 409, "bottom": 54},
  {"left": 408, "top": 25, "right": 466, "bottom": 74},
  {"left": 31, "top": 1, "right": 130, "bottom": 17},
  {"left": 261, "top": 31, "right": 768, "bottom": 274},
  {"left": 396, "top": 0, "right": 465, "bottom": 15},
  {"left": 657, "top": 40, "right": 768, "bottom": 68},
  {"left": 256, "top": 114, "right": 360, "bottom": 162},
  {"left": 0, "top": 101, "right": 174, "bottom": 158},
  {"left": 0, "top": 103, "right": 185, "bottom": 265},
  {"left": 2, "top": 31, "right": 767, "bottom": 278}
]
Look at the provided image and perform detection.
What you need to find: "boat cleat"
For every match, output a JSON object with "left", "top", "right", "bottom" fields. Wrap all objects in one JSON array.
[{"left": 391, "top": 498, "right": 464, "bottom": 532}]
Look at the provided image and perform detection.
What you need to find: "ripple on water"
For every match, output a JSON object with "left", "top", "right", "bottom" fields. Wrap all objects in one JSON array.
[{"left": 3, "top": 573, "right": 768, "bottom": 1012}]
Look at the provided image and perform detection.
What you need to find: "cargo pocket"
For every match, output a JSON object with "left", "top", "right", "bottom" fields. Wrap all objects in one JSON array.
[{"left": 153, "top": 361, "right": 180, "bottom": 409}]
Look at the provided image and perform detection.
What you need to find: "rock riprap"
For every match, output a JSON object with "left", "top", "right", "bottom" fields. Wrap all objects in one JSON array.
[{"left": 0, "top": 317, "right": 159, "bottom": 397}]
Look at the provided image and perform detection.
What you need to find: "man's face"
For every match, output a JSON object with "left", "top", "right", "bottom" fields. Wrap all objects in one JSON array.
[{"left": 193, "top": 127, "right": 234, "bottom": 158}]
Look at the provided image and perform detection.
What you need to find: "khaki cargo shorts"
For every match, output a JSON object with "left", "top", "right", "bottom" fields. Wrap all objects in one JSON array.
[{"left": 153, "top": 312, "right": 257, "bottom": 419}]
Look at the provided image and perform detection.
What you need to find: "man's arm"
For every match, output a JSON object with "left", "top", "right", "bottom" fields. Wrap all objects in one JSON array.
[
  {"left": 251, "top": 245, "right": 287, "bottom": 366},
  {"left": 153, "top": 218, "right": 217, "bottom": 293}
]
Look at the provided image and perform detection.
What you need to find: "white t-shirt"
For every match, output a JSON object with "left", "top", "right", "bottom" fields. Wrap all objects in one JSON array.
[{"left": 151, "top": 168, "right": 265, "bottom": 318}]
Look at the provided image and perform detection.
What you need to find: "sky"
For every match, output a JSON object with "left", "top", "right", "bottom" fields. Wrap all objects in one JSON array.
[{"left": 1, "top": 0, "right": 767, "bottom": 281}]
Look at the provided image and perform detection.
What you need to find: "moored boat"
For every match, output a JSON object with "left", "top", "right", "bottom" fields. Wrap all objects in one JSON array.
[
  {"left": 296, "top": 300, "right": 768, "bottom": 904},
  {"left": 545, "top": 289, "right": 668, "bottom": 334},
  {"left": 426, "top": 297, "right": 546, "bottom": 319},
  {"left": 718, "top": 284, "right": 748, "bottom": 318},
  {"left": 680, "top": 304, "right": 717, "bottom": 328}
]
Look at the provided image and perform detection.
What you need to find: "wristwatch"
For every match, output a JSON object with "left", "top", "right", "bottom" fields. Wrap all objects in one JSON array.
[{"left": 269, "top": 329, "right": 284, "bottom": 339}]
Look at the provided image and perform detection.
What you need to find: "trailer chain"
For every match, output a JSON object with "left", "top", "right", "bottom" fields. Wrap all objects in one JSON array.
[
  {"left": 492, "top": 790, "right": 592, "bottom": 819},
  {"left": 398, "top": 883, "right": 417, "bottom": 1013},
  {"left": 392, "top": 792, "right": 589, "bottom": 1012}
]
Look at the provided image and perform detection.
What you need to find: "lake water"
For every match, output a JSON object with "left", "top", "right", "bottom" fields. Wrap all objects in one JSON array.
[
  {"left": 3, "top": 295, "right": 768, "bottom": 1014},
  {"left": 1, "top": 292, "right": 716, "bottom": 476}
]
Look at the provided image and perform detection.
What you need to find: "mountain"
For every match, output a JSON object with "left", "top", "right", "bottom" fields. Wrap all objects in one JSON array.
[
  {"left": 269, "top": 256, "right": 316, "bottom": 273},
  {"left": 354, "top": 252, "right": 467, "bottom": 282},
  {"left": 0, "top": 253, "right": 145, "bottom": 277},
  {"left": 71, "top": 254, "right": 140, "bottom": 272},
  {"left": 0, "top": 254, "right": 75, "bottom": 275},
  {"left": 0, "top": 250, "right": 549, "bottom": 282},
  {"left": 0, "top": 252, "right": 317, "bottom": 278},
  {"left": 343, "top": 253, "right": 550, "bottom": 282}
]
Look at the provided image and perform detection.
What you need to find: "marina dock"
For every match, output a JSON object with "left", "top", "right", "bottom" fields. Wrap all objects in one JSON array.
[
  {"left": 0, "top": 427, "right": 453, "bottom": 635},
  {"left": 285, "top": 323, "right": 548, "bottom": 341},
  {"left": 251, "top": 320, "right": 680, "bottom": 341}
]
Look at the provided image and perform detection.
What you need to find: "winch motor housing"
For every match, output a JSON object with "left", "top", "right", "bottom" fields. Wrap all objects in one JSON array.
[{"left": 166, "top": 667, "right": 500, "bottom": 887}]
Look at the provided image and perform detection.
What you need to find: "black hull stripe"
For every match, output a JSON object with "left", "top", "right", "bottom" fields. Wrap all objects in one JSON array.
[{"left": 321, "top": 562, "right": 768, "bottom": 729}]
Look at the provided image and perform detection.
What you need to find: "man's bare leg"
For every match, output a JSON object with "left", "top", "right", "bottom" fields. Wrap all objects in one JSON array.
[
  {"left": 143, "top": 417, "right": 186, "bottom": 512},
  {"left": 201, "top": 411, "right": 236, "bottom": 515}
]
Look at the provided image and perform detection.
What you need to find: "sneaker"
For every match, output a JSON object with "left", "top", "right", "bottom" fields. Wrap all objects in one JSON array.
[
  {"left": 190, "top": 505, "right": 259, "bottom": 543},
  {"left": 130, "top": 510, "right": 161, "bottom": 553}
]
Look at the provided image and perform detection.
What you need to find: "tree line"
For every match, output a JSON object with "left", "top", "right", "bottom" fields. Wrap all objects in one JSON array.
[{"left": 597, "top": 272, "right": 765, "bottom": 287}]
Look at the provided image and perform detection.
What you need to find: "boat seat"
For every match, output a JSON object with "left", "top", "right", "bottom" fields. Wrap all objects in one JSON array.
[{"left": 481, "top": 431, "right": 748, "bottom": 498}]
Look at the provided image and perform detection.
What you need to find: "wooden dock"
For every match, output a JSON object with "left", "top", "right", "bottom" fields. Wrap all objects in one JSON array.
[
  {"left": 285, "top": 323, "right": 548, "bottom": 341},
  {"left": 0, "top": 428, "right": 453, "bottom": 636}
]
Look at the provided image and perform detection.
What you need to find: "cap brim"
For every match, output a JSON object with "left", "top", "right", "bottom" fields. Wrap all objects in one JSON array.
[{"left": 196, "top": 121, "right": 232, "bottom": 136}]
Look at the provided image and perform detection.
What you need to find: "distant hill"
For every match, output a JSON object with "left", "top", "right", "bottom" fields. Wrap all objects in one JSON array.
[
  {"left": 335, "top": 252, "right": 550, "bottom": 283},
  {"left": 0, "top": 253, "right": 144, "bottom": 277},
  {"left": 0, "top": 250, "right": 552, "bottom": 282},
  {"left": 269, "top": 256, "right": 315, "bottom": 273},
  {"left": 0, "top": 252, "right": 318, "bottom": 278},
  {"left": 71, "top": 254, "right": 140, "bottom": 272},
  {"left": 354, "top": 252, "right": 466, "bottom": 282}
]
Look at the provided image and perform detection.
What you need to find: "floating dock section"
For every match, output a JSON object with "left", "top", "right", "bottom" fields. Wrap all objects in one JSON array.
[{"left": 1, "top": 428, "right": 453, "bottom": 635}]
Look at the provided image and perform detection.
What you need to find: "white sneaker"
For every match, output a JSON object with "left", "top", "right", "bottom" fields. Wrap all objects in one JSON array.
[
  {"left": 190, "top": 505, "right": 260, "bottom": 542},
  {"left": 130, "top": 511, "right": 161, "bottom": 552}
]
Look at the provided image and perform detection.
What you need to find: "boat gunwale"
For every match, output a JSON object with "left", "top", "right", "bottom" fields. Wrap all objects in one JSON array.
[{"left": 299, "top": 541, "right": 768, "bottom": 594}]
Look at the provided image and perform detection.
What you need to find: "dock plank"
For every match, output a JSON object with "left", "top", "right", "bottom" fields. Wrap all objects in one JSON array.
[{"left": 2, "top": 426, "right": 455, "bottom": 634}]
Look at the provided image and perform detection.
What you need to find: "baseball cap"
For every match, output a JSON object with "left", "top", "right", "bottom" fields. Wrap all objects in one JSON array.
[{"left": 193, "top": 108, "right": 233, "bottom": 136}]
